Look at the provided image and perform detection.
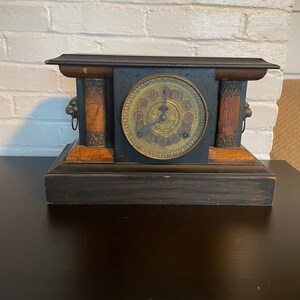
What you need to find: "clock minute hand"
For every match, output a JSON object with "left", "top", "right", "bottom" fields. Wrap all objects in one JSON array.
[
  {"left": 161, "top": 89, "right": 168, "bottom": 118},
  {"left": 139, "top": 90, "right": 169, "bottom": 135}
]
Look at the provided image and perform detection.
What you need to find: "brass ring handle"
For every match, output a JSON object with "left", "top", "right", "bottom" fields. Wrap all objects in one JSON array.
[
  {"left": 71, "top": 116, "right": 78, "bottom": 130},
  {"left": 65, "top": 97, "right": 78, "bottom": 131}
]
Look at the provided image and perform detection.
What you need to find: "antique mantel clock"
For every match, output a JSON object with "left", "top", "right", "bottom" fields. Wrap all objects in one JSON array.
[{"left": 45, "top": 54, "right": 279, "bottom": 205}]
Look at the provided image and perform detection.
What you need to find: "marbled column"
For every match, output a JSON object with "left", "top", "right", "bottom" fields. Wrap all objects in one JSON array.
[
  {"left": 84, "top": 79, "right": 106, "bottom": 147},
  {"left": 216, "top": 81, "right": 242, "bottom": 148}
]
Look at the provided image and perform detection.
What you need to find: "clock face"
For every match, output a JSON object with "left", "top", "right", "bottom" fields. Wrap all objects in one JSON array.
[{"left": 121, "top": 74, "right": 208, "bottom": 160}]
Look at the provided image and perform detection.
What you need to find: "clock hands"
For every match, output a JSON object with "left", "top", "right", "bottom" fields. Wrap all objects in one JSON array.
[
  {"left": 139, "top": 118, "right": 162, "bottom": 135},
  {"left": 160, "top": 88, "right": 168, "bottom": 121},
  {"left": 138, "top": 88, "right": 169, "bottom": 136},
  {"left": 139, "top": 109, "right": 167, "bottom": 134}
]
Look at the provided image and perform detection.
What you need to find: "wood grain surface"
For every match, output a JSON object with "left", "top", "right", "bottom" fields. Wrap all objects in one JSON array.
[
  {"left": 59, "top": 65, "right": 113, "bottom": 78},
  {"left": 215, "top": 68, "right": 267, "bottom": 80},
  {"left": 46, "top": 54, "right": 279, "bottom": 70},
  {"left": 45, "top": 145, "right": 275, "bottom": 206},
  {"left": 0, "top": 157, "right": 299, "bottom": 300},
  {"left": 208, "top": 146, "right": 256, "bottom": 163}
]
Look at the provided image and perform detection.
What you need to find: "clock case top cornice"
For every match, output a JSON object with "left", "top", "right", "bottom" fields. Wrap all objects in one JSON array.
[
  {"left": 46, "top": 54, "right": 279, "bottom": 70},
  {"left": 45, "top": 54, "right": 279, "bottom": 81}
]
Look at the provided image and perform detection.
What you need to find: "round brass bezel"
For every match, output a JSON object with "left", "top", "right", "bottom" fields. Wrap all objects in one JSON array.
[{"left": 121, "top": 74, "right": 208, "bottom": 160}]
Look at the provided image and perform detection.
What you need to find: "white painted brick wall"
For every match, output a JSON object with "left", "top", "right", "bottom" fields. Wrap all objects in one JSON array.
[
  {"left": 0, "top": 95, "right": 14, "bottom": 118},
  {"left": 0, "top": 5, "right": 48, "bottom": 32},
  {"left": 246, "top": 12, "right": 291, "bottom": 41},
  {"left": 7, "top": 33, "right": 101, "bottom": 62},
  {"left": 0, "top": 0, "right": 293, "bottom": 159},
  {"left": 0, "top": 36, "right": 6, "bottom": 60},
  {"left": 0, "top": 64, "right": 60, "bottom": 91},
  {"left": 284, "top": 0, "right": 300, "bottom": 77},
  {"left": 147, "top": 8, "right": 243, "bottom": 39}
]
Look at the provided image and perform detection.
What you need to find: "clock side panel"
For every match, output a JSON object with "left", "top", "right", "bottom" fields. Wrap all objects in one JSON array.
[{"left": 113, "top": 67, "right": 218, "bottom": 164}]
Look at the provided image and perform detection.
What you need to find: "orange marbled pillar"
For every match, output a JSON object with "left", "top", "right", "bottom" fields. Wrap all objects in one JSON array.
[
  {"left": 216, "top": 81, "right": 242, "bottom": 148},
  {"left": 84, "top": 79, "right": 106, "bottom": 147}
]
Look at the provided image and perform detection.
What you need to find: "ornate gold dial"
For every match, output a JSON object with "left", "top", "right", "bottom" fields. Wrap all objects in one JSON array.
[{"left": 121, "top": 74, "right": 208, "bottom": 160}]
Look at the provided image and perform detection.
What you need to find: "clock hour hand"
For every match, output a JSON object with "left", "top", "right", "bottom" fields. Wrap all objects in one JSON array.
[{"left": 139, "top": 118, "right": 162, "bottom": 134}]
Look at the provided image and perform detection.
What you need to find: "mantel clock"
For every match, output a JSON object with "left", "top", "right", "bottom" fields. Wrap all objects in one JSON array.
[{"left": 45, "top": 55, "right": 279, "bottom": 206}]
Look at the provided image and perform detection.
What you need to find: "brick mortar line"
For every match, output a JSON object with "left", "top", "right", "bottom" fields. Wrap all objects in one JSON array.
[
  {"left": 1, "top": 30, "right": 291, "bottom": 44},
  {"left": 0, "top": 92, "right": 73, "bottom": 97},
  {"left": 144, "top": 35, "right": 290, "bottom": 43},
  {"left": 0, "top": 146, "right": 66, "bottom": 150},
  {"left": 283, "top": 73, "right": 300, "bottom": 78},
  {"left": 0, "top": 118, "right": 71, "bottom": 125},
  {"left": 100, "top": 1, "right": 293, "bottom": 11},
  {"left": 245, "top": 128, "right": 275, "bottom": 132},
  {"left": 0, "top": 1, "right": 292, "bottom": 12},
  {"left": 46, "top": 5, "right": 53, "bottom": 32},
  {"left": 246, "top": 96, "right": 282, "bottom": 102},
  {"left": 239, "top": 13, "right": 247, "bottom": 38},
  {"left": 2, "top": 35, "right": 8, "bottom": 60},
  {"left": 0, "top": 61, "right": 62, "bottom": 68},
  {"left": 1, "top": 31, "right": 148, "bottom": 38},
  {"left": 141, "top": 4, "right": 291, "bottom": 13},
  {"left": 0, "top": 88, "right": 71, "bottom": 93},
  {"left": 0, "top": 2, "right": 293, "bottom": 16},
  {"left": 5, "top": 30, "right": 287, "bottom": 42},
  {"left": 246, "top": 101, "right": 281, "bottom": 104},
  {"left": 246, "top": 101, "right": 279, "bottom": 105},
  {"left": 244, "top": 129, "right": 274, "bottom": 133},
  {"left": 0, "top": 117, "right": 70, "bottom": 122},
  {"left": 0, "top": 144, "right": 65, "bottom": 147},
  {"left": 11, "top": 96, "right": 17, "bottom": 117},
  {"left": 243, "top": 13, "right": 251, "bottom": 40},
  {"left": 144, "top": 8, "right": 150, "bottom": 36}
]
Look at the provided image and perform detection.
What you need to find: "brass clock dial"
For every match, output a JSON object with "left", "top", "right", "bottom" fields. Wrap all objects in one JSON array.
[{"left": 121, "top": 74, "right": 208, "bottom": 160}]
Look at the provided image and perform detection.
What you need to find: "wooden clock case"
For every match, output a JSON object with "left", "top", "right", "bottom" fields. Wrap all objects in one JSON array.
[{"left": 45, "top": 55, "right": 279, "bottom": 206}]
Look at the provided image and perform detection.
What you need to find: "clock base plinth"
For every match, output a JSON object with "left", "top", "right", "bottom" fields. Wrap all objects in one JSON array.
[{"left": 45, "top": 144, "right": 275, "bottom": 206}]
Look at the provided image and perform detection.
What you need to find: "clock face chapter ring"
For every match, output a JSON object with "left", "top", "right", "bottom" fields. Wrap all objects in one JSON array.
[{"left": 121, "top": 74, "right": 208, "bottom": 160}]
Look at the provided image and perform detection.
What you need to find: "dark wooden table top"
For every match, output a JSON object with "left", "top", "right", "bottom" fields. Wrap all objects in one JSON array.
[{"left": 0, "top": 157, "right": 299, "bottom": 300}]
